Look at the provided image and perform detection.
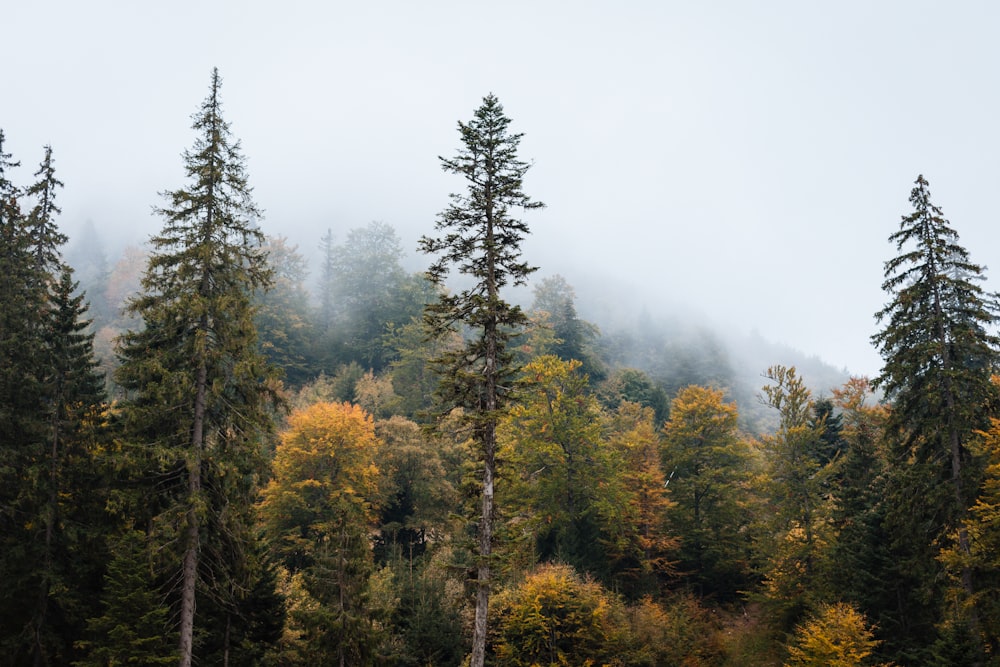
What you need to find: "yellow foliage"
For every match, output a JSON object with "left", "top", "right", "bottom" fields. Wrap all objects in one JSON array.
[{"left": 784, "top": 602, "right": 880, "bottom": 667}]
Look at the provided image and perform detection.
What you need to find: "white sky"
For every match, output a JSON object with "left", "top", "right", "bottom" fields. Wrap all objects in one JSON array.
[{"left": 6, "top": 1, "right": 1000, "bottom": 377}]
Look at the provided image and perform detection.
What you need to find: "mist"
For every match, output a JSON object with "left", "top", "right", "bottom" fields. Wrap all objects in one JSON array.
[{"left": 12, "top": 1, "right": 1000, "bottom": 382}]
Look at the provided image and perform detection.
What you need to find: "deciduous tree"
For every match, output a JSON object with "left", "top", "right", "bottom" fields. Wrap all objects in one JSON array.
[
  {"left": 661, "top": 385, "right": 754, "bottom": 599},
  {"left": 259, "top": 401, "right": 382, "bottom": 666}
]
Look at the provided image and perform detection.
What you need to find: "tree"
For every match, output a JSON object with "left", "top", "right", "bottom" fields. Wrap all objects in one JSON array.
[
  {"left": 258, "top": 401, "right": 382, "bottom": 666},
  {"left": 26, "top": 267, "right": 108, "bottom": 665},
  {"left": 758, "top": 366, "right": 837, "bottom": 627},
  {"left": 114, "top": 69, "right": 278, "bottom": 667},
  {"left": 529, "top": 274, "right": 603, "bottom": 380},
  {"left": 872, "top": 175, "right": 1000, "bottom": 650},
  {"left": 374, "top": 416, "right": 457, "bottom": 561},
  {"left": 499, "top": 356, "right": 610, "bottom": 576},
  {"left": 491, "top": 563, "right": 631, "bottom": 667},
  {"left": 940, "top": 416, "right": 1000, "bottom": 657},
  {"left": 255, "top": 235, "right": 314, "bottom": 385},
  {"left": 418, "top": 93, "right": 543, "bottom": 667},
  {"left": 0, "top": 138, "right": 109, "bottom": 664},
  {"left": 660, "top": 385, "right": 754, "bottom": 599},
  {"left": 24, "top": 145, "right": 67, "bottom": 278},
  {"left": 324, "top": 221, "right": 427, "bottom": 372},
  {"left": 784, "top": 602, "right": 881, "bottom": 667},
  {"left": 601, "top": 401, "right": 678, "bottom": 599},
  {"left": 75, "top": 531, "right": 176, "bottom": 666}
]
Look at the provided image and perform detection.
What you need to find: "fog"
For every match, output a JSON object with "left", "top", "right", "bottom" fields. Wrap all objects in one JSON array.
[{"left": 9, "top": 1, "right": 1000, "bottom": 378}]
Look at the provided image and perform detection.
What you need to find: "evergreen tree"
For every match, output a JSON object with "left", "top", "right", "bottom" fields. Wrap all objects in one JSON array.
[
  {"left": 75, "top": 531, "right": 176, "bottom": 666},
  {"left": 115, "top": 69, "right": 278, "bottom": 667},
  {"left": 418, "top": 93, "right": 543, "bottom": 667},
  {"left": 327, "top": 221, "right": 426, "bottom": 372},
  {"left": 25, "top": 267, "right": 108, "bottom": 665},
  {"left": 529, "top": 274, "right": 604, "bottom": 381},
  {"left": 318, "top": 227, "right": 336, "bottom": 333},
  {"left": 24, "top": 145, "right": 67, "bottom": 278},
  {"left": 872, "top": 175, "right": 1000, "bottom": 653},
  {"left": 255, "top": 235, "right": 313, "bottom": 385},
  {"left": 0, "top": 137, "right": 108, "bottom": 664}
]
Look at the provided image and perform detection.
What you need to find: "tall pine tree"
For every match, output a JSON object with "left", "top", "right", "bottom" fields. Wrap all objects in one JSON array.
[
  {"left": 872, "top": 174, "right": 1000, "bottom": 658},
  {"left": 115, "top": 69, "right": 278, "bottom": 667},
  {"left": 419, "top": 93, "right": 543, "bottom": 667}
]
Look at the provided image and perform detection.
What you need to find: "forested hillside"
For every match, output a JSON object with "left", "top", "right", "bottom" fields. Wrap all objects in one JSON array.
[{"left": 4, "top": 72, "right": 1000, "bottom": 666}]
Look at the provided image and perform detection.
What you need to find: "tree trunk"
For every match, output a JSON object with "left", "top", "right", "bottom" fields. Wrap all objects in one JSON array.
[
  {"left": 178, "top": 359, "right": 207, "bottom": 667},
  {"left": 470, "top": 422, "right": 495, "bottom": 667}
]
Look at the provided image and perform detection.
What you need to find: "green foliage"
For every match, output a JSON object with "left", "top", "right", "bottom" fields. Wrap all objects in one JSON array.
[
  {"left": 374, "top": 416, "right": 458, "bottom": 561},
  {"left": 757, "top": 366, "right": 838, "bottom": 627},
  {"left": 529, "top": 274, "right": 604, "bottom": 381},
  {"left": 419, "top": 93, "right": 543, "bottom": 667},
  {"left": 75, "top": 530, "right": 176, "bottom": 666},
  {"left": 320, "top": 221, "right": 430, "bottom": 373},
  {"left": 255, "top": 235, "right": 315, "bottom": 386},
  {"left": 0, "top": 134, "right": 112, "bottom": 665},
  {"left": 596, "top": 367, "right": 670, "bottom": 425},
  {"left": 661, "top": 385, "right": 754, "bottom": 599},
  {"left": 871, "top": 175, "right": 1000, "bottom": 659},
  {"left": 386, "top": 546, "right": 466, "bottom": 667},
  {"left": 500, "top": 356, "right": 611, "bottom": 576},
  {"left": 113, "top": 69, "right": 279, "bottom": 666},
  {"left": 941, "top": 418, "right": 1000, "bottom": 658},
  {"left": 384, "top": 316, "right": 462, "bottom": 421}
]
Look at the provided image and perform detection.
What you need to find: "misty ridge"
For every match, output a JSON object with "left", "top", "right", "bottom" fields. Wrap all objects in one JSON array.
[{"left": 62, "top": 214, "right": 848, "bottom": 434}]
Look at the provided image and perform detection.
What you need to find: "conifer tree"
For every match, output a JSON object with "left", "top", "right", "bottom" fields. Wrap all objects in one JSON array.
[
  {"left": 419, "top": 93, "right": 543, "bottom": 667},
  {"left": 25, "top": 146, "right": 67, "bottom": 277},
  {"left": 115, "top": 69, "right": 278, "bottom": 667},
  {"left": 872, "top": 175, "right": 1000, "bottom": 651},
  {"left": 0, "top": 137, "right": 107, "bottom": 663}
]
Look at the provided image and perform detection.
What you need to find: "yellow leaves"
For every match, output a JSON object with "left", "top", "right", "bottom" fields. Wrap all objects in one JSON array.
[
  {"left": 784, "top": 602, "right": 880, "bottom": 667},
  {"left": 493, "top": 563, "right": 626, "bottom": 667},
  {"left": 259, "top": 401, "right": 383, "bottom": 545}
]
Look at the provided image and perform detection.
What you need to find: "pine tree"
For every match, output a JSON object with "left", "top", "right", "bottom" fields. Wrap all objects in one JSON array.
[
  {"left": 75, "top": 530, "right": 176, "bottom": 666},
  {"left": 872, "top": 175, "right": 1000, "bottom": 652},
  {"left": 26, "top": 267, "right": 107, "bottom": 665},
  {"left": 418, "top": 93, "right": 543, "bottom": 667},
  {"left": 0, "top": 137, "right": 107, "bottom": 664},
  {"left": 115, "top": 69, "right": 278, "bottom": 667},
  {"left": 24, "top": 146, "right": 67, "bottom": 278}
]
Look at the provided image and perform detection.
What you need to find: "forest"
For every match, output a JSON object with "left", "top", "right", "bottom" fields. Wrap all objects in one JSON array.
[{"left": 3, "top": 69, "right": 1000, "bottom": 667}]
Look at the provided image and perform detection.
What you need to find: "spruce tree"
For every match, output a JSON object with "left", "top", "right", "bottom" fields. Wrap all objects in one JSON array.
[
  {"left": 25, "top": 146, "right": 67, "bottom": 278},
  {"left": 0, "top": 137, "right": 107, "bottom": 664},
  {"left": 115, "top": 69, "right": 278, "bottom": 667},
  {"left": 872, "top": 174, "right": 1000, "bottom": 656},
  {"left": 419, "top": 93, "right": 543, "bottom": 667}
]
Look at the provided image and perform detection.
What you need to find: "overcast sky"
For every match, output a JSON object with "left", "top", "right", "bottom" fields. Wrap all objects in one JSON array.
[{"left": 6, "top": 1, "right": 1000, "bottom": 377}]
